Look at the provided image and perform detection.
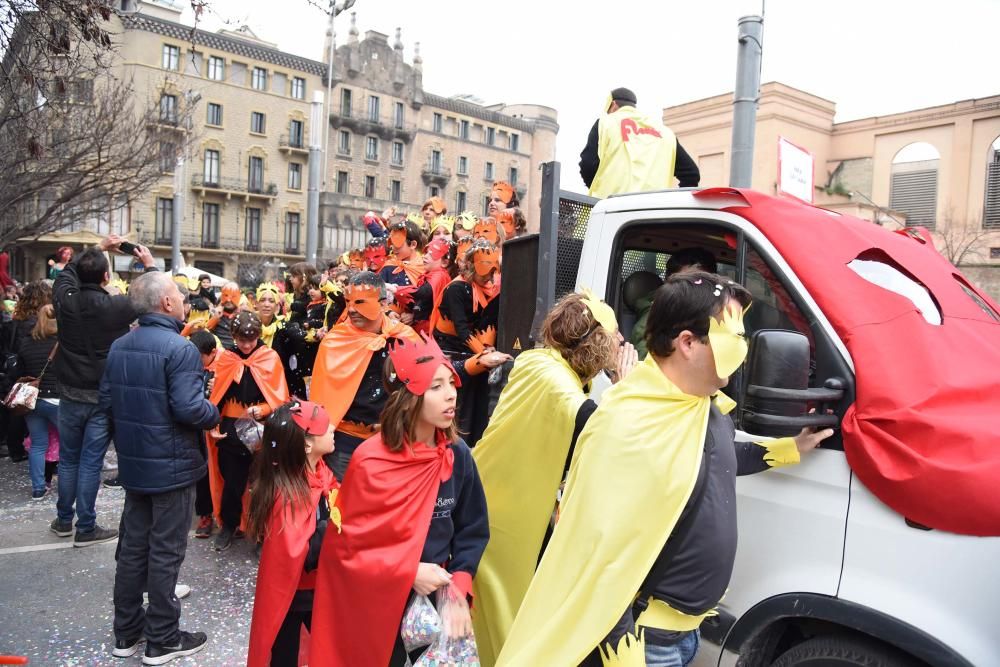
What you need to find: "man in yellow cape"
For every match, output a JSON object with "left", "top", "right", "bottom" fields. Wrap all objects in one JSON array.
[
  {"left": 472, "top": 291, "right": 636, "bottom": 666},
  {"left": 496, "top": 273, "right": 833, "bottom": 666}
]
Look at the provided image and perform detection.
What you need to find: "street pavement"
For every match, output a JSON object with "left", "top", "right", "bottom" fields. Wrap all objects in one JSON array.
[{"left": 0, "top": 451, "right": 258, "bottom": 666}]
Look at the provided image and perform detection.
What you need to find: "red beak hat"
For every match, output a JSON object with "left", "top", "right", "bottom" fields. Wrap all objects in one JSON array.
[{"left": 389, "top": 334, "right": 462, "bottom": 396}]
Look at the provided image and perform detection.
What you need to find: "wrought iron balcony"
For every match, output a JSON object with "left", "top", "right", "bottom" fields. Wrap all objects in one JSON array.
[
  {"left": 329, "top": 111, "right": 416, "bottom": 143},
  {"left": 279, "top": 135, "right": 308, "bottom": 153},
  {"left": 421, "top": 164, "right": 451, "bottom": 187},
  {"left": 191, "top": 174, "right": 278, "bottom": 201}
]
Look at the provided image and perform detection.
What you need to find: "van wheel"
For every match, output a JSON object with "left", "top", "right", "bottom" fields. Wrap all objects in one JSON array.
[{"left": 770, "top": 635, "right": 914, "bottom": 667}]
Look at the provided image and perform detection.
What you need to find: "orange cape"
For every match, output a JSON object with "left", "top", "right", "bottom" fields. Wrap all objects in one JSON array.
[
  {"left": 205, "top": 346, "right": 289, "bottom": 526},
  {"left": 310, "top": 317, "right": 420, "bottom": 428},
  {"left": 383, "top": 256, "right": 426, "bottom": 287}
]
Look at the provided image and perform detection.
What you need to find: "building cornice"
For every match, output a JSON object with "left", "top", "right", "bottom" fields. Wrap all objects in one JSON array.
[
  {"left": 423, "top": 93, "right": 536, "bottom": 134},
  {"left": 123, "top": 13, "right": 329, "bottom": 76},
  {"left": 833, "top": 97, "right": 1000, "bottom": 134}
]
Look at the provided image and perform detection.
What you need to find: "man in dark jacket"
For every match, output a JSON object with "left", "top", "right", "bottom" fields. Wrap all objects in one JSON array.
[
  {"left": 100, "top": 271, "right": 219, "bottom": 663},
  {"left": 50, "top": 235, "right": 156, "bottom": 546}
]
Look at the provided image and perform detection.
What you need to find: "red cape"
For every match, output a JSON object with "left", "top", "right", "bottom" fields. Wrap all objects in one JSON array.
[
  {"left": 418, "top": 267, "right": 453, "bottom": 336},
  {"left": 310, "top": 431, "right": 455, "bottom": 667},
  {"left": 248, "top": 460, "right": 338, "bottom": 667},
  {"left": 205, "top": 345, "right": 289, "bottom": 526},
  {"left": 698, "top": 187, "right": 1000, "bottom": 535}
]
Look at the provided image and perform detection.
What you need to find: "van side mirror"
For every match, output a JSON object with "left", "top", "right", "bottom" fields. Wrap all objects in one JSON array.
[{"left": 741, "top": 330, "right": 843, "bottom": 437}]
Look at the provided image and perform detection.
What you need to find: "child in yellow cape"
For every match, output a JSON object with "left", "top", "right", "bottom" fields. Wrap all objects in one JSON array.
[
  {"left": 496, "top": 272, "right": 833, "bottom": 666},
  {"left": 471, "top": 291, "right": 638, "bottom": 666}
]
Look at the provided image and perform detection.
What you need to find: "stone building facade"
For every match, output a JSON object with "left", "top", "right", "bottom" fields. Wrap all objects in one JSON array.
[
  {"left": 318, "top": 18, "right": 558, "bottom": 259},
  {"left": 662, "top": 82, "right": 1000, "bottom": 297},
  {"left": 15, "top": 0, "right": 557, "bottom": 281}
]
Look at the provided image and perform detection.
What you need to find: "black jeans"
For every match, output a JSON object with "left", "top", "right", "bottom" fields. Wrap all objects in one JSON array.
[
  {"left": 195, "top": 434, "right": 212, "bottom": 517},
  {"left": 271, "top": 609, "right": 311, "bottom": 666},
  {"left": 113, "top": 484, "right": 195, "bottom": 646},
  {"left": 217, "top": 443, "right": 252, "bottom": 531}
]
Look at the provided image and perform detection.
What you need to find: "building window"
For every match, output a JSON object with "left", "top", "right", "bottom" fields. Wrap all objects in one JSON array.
[
  {"left": 459, "top": 119, "right": 469, "bottom": 140},
  {"left": 336, "top": 170, "right": 349, "bottom": 194},
  {"left": 485, "top": 161, "right": 494, "bottom": 180},
  {"left": 289, "top": 119, "right": 304, "bottom": 148},
  {"left": 364, "top": 175, "right": 376, "bottom": 199},
  {"left": 251, "top": 67, "right": 268, "bottom": 90},
  {"left": 245, "top": 207, "right": 261, "bottom": 251},
  {"left": 509, "top": 166, "right": 518, "bottom": 185},
  {"left": 161, "top": 44, "right": 180, "bottom": 70},
  {"left": 985, "top": 138, "right": 1000, "bottom": 229},
  {"left": 391, "top": 141, "right": 403, "bottom": 166},
  {"left": 456, "top": 191, "right": 467, "bottom": 212},
  {"left": 368, "top": 95, "right": 380, "bottom": 123},
  {"left": 207, "top": 55, "right": 224, "bottom": 80},
  {"left": 458, "top": 156, "right": 468, "bottom": 176},
  {"left": 482, "top": 195, "right": 490, "bottom": 216},
  {"left": 159, "top": 94, "right": 177, "bottom": 124},
  {"left": 206, "top": 102, "right": 222, "bottom": 126},
  {"left": 433, "top": 113, "right": 442, "bottom": 133},
  {"left": 285, "top": 212, "right": 301, "bottom": 253},
  {"left": 366, "top": 136, "right": 379, "bottom": 161},
  {"left": 889, "top": 142, "right": 940, "bottom": 230},
  {"left": 291, "top": 77, "right": 306, "bottom": 100},
  {"left": 248, "top": 156, "right": 264, "bottom": 193},
  {"left": 486, "top": 127, "right": 495, "bottom": 146},
  {"left": 158, "top": 141, "right": 175, "bottom": 173},
  {"left": 202, "top": 203, "right": 220, "bottom": 248},
  {"left": 394, "top": 102, "right": 404, "bottom": 129},
  {"left": 203, "top": 149, "right": 220, "bottom": 186},
  {"left": 341, "top": 88, "right": 352, "bottom": 117},
  {"left": 251, "top": 111, "right": 266, "bottom": 134},
  {"left": 155, "top": 197, "right": 173, "bottom": 243},
  {"left": 430, "top": 186, "right": 440, "bottom": 198},
  {"left": 288, "top": 163, "right": 302, "bottom": 190},
  {"left": 338, "top": 130, "right": 351, "bottom": 155},
  {"left": 430, "top": 150, "right": 442, "bottom": 172},
  {"left": 391, "top": 179, "right": 402, "bottom": 203},
  {"left": 510, "top": 133, "right": 519, "bottom": 152}
]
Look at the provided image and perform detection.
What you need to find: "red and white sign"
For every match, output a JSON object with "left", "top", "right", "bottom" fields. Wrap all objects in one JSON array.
[{"left": 777, "top": 136, "right": 815, "bottom": 204}]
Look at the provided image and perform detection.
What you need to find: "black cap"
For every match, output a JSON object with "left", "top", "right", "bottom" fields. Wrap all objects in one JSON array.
[
  {"left": 198, "top": 273, "right": 211, "bottom": 281},
  {"left": 611, "top": 87, "right": 637, "bottom": 106}
]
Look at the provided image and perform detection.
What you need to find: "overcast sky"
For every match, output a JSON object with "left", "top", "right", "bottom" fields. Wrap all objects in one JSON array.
[{"left": 179, "top": 0, "right": 998, "bottom": 193}]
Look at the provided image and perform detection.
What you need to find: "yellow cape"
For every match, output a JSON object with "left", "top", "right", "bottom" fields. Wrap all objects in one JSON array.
[
  {"left": 472, "top": 348, "right": 588, "bottom": 666},
  {"left": 496, "top": 356, "right": 720, "bottom": 666}
]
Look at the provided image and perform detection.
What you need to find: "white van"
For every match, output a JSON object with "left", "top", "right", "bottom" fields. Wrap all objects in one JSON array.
[{"left": 515, "top": 181, "right": 1000, "bottom": 667}]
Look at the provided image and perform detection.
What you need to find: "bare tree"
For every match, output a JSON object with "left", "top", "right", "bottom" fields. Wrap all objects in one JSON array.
[
  {"left": 932, "top": 211, "right": 993, "bottom": 267},
  {"left": 0, "top": 3, "right": 196, "bottom": 247}
]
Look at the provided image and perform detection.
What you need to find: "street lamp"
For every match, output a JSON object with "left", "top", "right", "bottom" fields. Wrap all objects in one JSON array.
[
  {"left": 322, "top": 0, "right": 357, "bottom": 190},
  {"left": 171, "top": 89, "right": 202, "bottom": 272}
]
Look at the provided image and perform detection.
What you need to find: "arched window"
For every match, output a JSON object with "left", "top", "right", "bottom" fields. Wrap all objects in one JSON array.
[
  {"left": 889, "top": 142, "right": 940, "bottom": 229},
  {"left": 984, "top": 136, "right": 1000, "bottom": 229}
]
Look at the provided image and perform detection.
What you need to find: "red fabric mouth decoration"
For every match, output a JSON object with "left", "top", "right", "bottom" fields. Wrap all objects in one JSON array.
[{"left": 389, "top": 334, "right": 461, "bottom": 395}]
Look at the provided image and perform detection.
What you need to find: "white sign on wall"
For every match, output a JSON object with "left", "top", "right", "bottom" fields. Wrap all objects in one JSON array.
[{"left": 777, "top": 136, "right": 814, "bottom": 204}]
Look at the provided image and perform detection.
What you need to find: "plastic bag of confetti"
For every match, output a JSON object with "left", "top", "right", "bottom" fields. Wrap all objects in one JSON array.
[
  {"left": 234, "top": 416, "right": 263, "bottom": 452},
  {"left": 414, "top": 586, "right": 480, "bottom": 666},
  {"left": 400, "top": 594, "right": 441, "bottom": 653}
]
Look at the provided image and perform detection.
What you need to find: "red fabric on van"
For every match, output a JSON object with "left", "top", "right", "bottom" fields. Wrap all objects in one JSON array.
[{"left": 701, "top": 188, "right": 1000, "bottom": 536}]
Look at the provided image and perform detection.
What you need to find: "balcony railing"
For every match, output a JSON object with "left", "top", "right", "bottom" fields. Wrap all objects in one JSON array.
[
  {"left": 279, "top": 135, "right": 307, "bottom": 152},
  {"left": 329, "top": 111, "right": 416, "bottom": 143},
  {"left": 138, "top": 230, "right": 298, "bottom": 255},
  {"left": 191, "top": 174, "right": 278, "bottom": 200},
  {"left": 421, "top": 163, "right": 451, "bottom": 186}
]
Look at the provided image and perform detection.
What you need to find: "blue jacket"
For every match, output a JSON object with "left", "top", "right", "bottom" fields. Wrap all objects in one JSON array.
[{"left": 100, "top": 313, "right": 220, "bottom": 494}]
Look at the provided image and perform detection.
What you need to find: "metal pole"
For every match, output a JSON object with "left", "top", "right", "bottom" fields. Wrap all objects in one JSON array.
[
  {"left": 307, "top": 90, "right": 324, "bottom": 264},
  {"left": 729, "top": 15, "right": 764, "bottom": 188},
  {"left": 322, "top": 10, "right": 335, "bottom": 190},
  {"left": 172, "top": 156, "right": 184, "bottom": 271}
]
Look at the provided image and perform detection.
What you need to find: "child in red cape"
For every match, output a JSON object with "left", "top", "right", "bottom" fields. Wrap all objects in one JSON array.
[
  {"left": 310, "top": 335, "right": 490, "bottom": 667},
  {"left": 246, "top": 399, "right": 337, "bottom": 667}
]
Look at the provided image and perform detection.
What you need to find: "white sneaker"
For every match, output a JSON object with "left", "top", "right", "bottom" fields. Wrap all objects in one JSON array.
[{"left": 141, "top": 584, "right": 191, "bottom": 605}]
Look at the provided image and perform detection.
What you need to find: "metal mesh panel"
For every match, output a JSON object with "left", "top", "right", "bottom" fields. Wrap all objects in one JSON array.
[
  {"left": 555, "top": 194, "right": 594, "bottom": 300},
  {"left": 985, "top": 159, "right": 1000, "bottom": 229},
  {"left": 890, "top": 168, "right": 938, "bottom": 230}
]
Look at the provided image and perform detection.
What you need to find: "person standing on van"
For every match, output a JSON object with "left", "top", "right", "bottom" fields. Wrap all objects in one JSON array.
[
  {"left": 497, "top": 272, "right": 833, "bottom": 667},
  {"left": 579, "top": 87, "right": 701, "bottom": 198}
]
